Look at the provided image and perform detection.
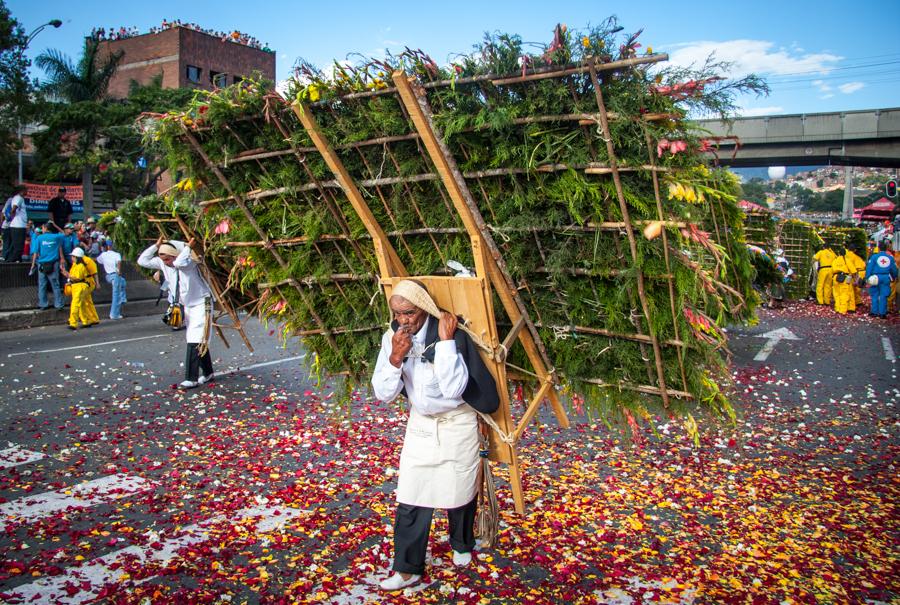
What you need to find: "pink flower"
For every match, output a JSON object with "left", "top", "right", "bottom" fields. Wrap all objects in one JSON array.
[
  {"left": 214, "top": 219, "right": 230, "bottom": 235},
  {"left": 669, "top": 140, "right": 687, "bottom": 155},
  {"left": 657, "top": 138, "right": 670, "bottom": 157}
]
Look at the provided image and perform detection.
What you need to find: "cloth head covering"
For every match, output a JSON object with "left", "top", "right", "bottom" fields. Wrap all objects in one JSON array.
[
  {"left": 391, "top": 280, "right": 441, "bottom": 318},
  {"left": 158, "top": 242, "right": 179, "bottom": 257},
  {"left": 70, "top": 247, "right": 85, "bottom": 258}
]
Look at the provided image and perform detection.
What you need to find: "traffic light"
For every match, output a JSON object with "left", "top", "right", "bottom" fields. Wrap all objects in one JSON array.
[{"left": 887, "top": 179, "right": 898, "bottom": 198}]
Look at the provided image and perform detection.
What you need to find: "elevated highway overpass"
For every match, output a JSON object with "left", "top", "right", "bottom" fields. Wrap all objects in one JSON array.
[{"left": 695, "top": 108, "right": 900, "bottom": 168}]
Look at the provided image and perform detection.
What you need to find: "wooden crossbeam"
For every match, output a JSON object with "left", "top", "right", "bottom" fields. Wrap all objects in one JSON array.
[{"left": 500, "top": 316, "right": 526, "bottom": 360}]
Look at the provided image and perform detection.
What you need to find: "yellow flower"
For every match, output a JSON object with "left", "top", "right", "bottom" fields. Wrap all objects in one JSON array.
[
  {"left": 646, "top": 46, "right": 653, "bottom": 55},
  {"left": 667, "top": 182, "right": 680, "bottom": 200},
  {"left": 308, "top": 84, "right": 320, "bottom": 102},
  {"left": 582, "top": 36, "right": 591, "bottom": 48}
]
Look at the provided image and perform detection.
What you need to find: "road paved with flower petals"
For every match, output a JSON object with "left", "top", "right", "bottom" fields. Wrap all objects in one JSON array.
[{"left": 0, "top": 302, "right": 897, "bottom": 604}]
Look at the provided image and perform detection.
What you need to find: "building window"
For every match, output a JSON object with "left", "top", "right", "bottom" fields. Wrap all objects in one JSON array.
[
  {"left": 186, "top": 65, "right": 201, "bottom": 84},
  {"left": 233, "top": 75, "right": 244, "bottom": 85},
  {"left": 211, "top": 71, "right": 227, "bottom": 88}
]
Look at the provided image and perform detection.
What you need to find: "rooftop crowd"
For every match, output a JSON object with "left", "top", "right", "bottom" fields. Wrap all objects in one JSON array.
[{"left": 90, "top": 20, "right": 272, "bottom": 52}]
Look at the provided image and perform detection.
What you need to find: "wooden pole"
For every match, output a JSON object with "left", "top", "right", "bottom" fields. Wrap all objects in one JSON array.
[
  {"left": 180, "top": 128, "right": 344, "bottom": 362},
  {"left": 292, "top": 102, "right": 408, "bottom": 279},
  {"left": 392, "top": 70, "right": 569, "bottom": 427},
  {"left": 587, "top": 65, "right": 671, "bottom": 409}
]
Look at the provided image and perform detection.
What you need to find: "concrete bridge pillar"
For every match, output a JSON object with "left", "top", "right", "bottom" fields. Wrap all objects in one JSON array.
[{"left": 842, "top": 165, "right": 854, "bottom": 220}]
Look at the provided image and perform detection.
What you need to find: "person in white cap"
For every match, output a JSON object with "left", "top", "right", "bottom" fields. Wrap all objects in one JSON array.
[
  {"left": 371, "top": 279, "right": 499, "bottom": 592},
  {"left": 65, "top": 247, "right": 92, "bottom": 330},
  {"left": 138, "top": 236, "right": 214, "bottom": 388}
]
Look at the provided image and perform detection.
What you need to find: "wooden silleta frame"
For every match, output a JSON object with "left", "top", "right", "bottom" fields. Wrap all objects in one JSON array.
[{"left": 292, "top": 71, "right": 570, "bottom": 514}]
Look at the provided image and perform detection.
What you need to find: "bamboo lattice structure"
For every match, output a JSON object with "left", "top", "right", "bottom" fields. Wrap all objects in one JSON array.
[{"left": 128, "top": 43, "right": 760, "bottom": 511}]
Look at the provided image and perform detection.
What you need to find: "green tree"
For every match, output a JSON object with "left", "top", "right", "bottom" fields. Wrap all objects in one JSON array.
[
  {"left": 33, "top": 75, "right": 193, "bottom": 205},
  {"left": 789, "top": 184, "right": 817, "bottom": 209},
  {"left": 740, "top": 177, "right": 768, "bottom": 204},
  {"left": 0, "top": 1, "right": 31, "bottom": 190},
  {"left": 35, "top": 37, "right": 122, "bottom": 103}
]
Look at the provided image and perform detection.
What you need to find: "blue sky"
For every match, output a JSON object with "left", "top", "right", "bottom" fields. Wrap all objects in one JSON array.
[{"left": 10, "top": 0, "right": 900, "bottom": 117}]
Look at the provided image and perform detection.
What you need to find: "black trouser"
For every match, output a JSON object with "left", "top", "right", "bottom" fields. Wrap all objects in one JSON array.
[
  {"left": 1, "top": 227, "right": 10, "bottom": 260},
  {"left": 392, "top": 497, "right": 476, "bottom": 575},
  {"left": 5, "top": 227, "right": 25, "bottom": 261},
  {"left": 184, "top": 343, "right": 213, "bottom": 381}
]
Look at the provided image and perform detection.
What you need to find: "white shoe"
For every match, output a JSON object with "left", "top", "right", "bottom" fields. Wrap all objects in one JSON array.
[
  {"left": 452, "top": 550, "right": 472, "bottom": 567},
  {"left": 178, "top": 380, "right": 199, "bottom": 389},
  {"left": 198, "top": 372, "right": 215, "bottom": 385},
  {"left": 378, "top": 572, "right": 421, "bottom": 591}
]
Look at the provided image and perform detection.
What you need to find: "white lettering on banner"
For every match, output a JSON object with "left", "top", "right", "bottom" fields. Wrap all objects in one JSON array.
[{"left": 22, "top": 182, "right": 84, "bottom": 213}]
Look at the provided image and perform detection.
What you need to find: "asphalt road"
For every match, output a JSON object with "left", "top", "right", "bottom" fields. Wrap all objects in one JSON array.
[
  {"left": 0, "top": 304, "right": 896, "bottom": 603},
  {"left": 0, "top": 314, "right": 312, "bottom": 428}
]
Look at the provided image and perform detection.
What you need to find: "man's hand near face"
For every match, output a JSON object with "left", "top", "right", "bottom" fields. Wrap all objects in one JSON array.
[{"left": 389, "top": 326, "right": 413, "bottom": 367}]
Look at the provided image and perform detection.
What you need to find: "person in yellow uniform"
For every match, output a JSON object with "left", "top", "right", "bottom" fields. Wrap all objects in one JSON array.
[
  {"left": 62, "top": 246, "right": 100, "bottom": 327},
  {"left": 831, "top": 246, "right": 853, "bottom": 315},
  {"left": 812, "top": 245, "right": 836, "bottom": 305},
  {"left": 887, "top": 240, "right": 899, "bottom": 314},
  {"left": 65, "top": 248, "right": 92, "bottom": 330},
  {"left": 81, "top": 251, "right": 101, "bottom": 326},
  {"left": 844, "top": 248, "right": 867, "bottom": 312}
]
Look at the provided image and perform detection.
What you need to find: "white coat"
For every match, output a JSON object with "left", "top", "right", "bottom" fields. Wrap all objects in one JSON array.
[{"left": 372, "top": 318, "right": 480, "bottom": 509}]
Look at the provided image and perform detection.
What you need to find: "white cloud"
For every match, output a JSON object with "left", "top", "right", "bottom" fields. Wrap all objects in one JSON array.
[
  {"left": 812, "top": 79, "right": 832, "bottom": 93},
  {"left": 820, "top": 93, "right": 834, "bottom": 99},
  {"left": 666, "top": 39, "right": 842, "bottom": 78},
  {"left": 838, "top": 82, "right": 864, "bottom": 94},
  {"left": 738, "top": 106, "right": 785, "bottom": 117}
]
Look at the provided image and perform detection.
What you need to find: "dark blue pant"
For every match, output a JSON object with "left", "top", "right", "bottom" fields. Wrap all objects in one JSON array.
[
  {"left": 37, "top": 261, "right": 63, "bottom": 309},
  {"left": 869, "top": 281, "right": 891, "bottom": 316}
]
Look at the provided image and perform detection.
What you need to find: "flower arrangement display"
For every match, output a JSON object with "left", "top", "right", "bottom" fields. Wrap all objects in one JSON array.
[{"left": 115, "top": 18, "right": 770, "bottom": 430}]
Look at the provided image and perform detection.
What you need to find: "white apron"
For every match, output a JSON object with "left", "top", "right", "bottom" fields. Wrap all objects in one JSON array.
[
  {"left": 185, "top": 297, "right": 211, "bottom": 344},
  {"left": 397, "top": 404, "right": 480, "bottom": 509}
]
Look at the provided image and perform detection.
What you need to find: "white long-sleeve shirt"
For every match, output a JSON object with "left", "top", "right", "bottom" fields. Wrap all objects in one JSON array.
[
  {"left": 137, "top": 241, "right": 210, "bottom": 306},
  {"left": 371, "top": 317, "right": 469, "bottom": 416}
]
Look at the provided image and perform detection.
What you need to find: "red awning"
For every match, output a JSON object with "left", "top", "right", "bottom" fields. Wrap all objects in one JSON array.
[{"left": 857, "top": 197, "right": 895, "bottom": 222}]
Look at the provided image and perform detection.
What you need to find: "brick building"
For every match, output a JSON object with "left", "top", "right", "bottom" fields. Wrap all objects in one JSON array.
[{"left": 99, "top": 26, "right": 275, "bottom": 99}]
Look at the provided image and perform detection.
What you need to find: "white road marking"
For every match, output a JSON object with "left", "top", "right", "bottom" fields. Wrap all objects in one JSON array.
[
  {"left": 884, "top": 337, "right": 896, "bottom": 362},
  {"left": 595, "top": 576, "right": 697, "bottom": 604},
  {"left": 7, "top": 334, "right": 168, "bottom": 357},
  {"left": 7, "top": 505, "right": 308, "bottom": 604},
  {"left": 0, "top": 474, "right": 153, "bottom": 522},
  {"left": 753, "top": 327, "right": 800, "bottom": 362},
  {"left": 0, "top": 446, "right": 46, "bottom": 470},
  {"left": 222, "top": 355, "right": 305, "bottom": 375}
]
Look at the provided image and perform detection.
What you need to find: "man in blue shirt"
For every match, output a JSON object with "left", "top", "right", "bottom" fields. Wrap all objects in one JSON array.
[
  {"left": 61, "top": 223, "right": 79, "bottom": 265},
  {"left": 29, "top": 224, "right": 66, "bottom": 310}
]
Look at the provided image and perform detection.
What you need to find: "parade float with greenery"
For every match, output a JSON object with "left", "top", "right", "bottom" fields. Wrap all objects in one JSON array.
[{"left": 113, "top": 18, "right": 769, "bottom": 427}]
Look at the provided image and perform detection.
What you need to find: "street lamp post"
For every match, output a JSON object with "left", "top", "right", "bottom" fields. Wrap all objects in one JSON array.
[{"left": 17, "top": 19, "right": 62, "bottom": 184}]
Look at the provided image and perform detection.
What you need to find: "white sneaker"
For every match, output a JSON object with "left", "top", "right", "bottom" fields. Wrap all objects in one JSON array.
[
  {"left": 178, "top": 380, "right": 199, "bottom": 389},
  {"left": 198, "top": 373, "right": 215, "bottom": 385},
  {"left": 452, "top": 550, "right": 472, "bottom": 567},
  {"left": 378, "top": 572, "right": 421, "bottom": 591}
]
